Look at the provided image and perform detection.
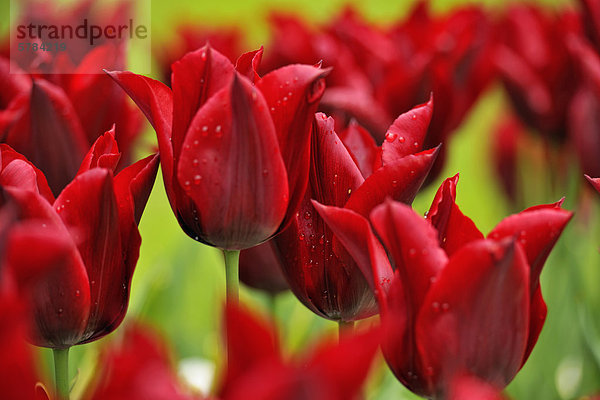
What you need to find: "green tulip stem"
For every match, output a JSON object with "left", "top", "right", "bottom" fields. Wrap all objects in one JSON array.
[
  {"left": 338, "top": 320, "right": 355, "bottom": 341},
  {"left": 223, "top": 249, "right": 240, "bottom": 306},
  {"left": 53, "top": 347, "right": 70, "bottom": 400}
]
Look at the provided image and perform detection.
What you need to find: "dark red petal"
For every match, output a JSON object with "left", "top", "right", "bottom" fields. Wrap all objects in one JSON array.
[
  {"left": 235, "top": 47, "right": 263, "bottom": 83},
  {"left": 371, "top": 199, "right": 447, "bottom": 320},
  {"left": 0, "top": 145, "right": 54, "bottom": 203},
  {"left": 426, "top": 175, "right": 484, "bottom": 256},
  {"left": 54, "top": 169, "right": 125, "bottom": 343},
  {"left": 586, "top": 174, "right": 600, "bottom": 194},
  {"left": 256, "top": 64, "right": 331, "bottom": 229},
  {"left": 382, "top": 96, "right": 433, "bottom": 164},
  {"left": 76, "top": 127, "right": 121, "bottom": 175},
  {"left": 104, "top": 70, "right": 174, "bottom": 201},
  {"left": 345, "top": 146, "right": 440, "bottom": 217},
  {"left": 311, "top": 200, "right": 392, "bottom": 298},
  {"left": 339, "top": 120, "right": 381, "bottom": 178},
  {"left": 522, "top": 285, "right": 547, "bottom": 366},
  {"left": 310, "top": 114, "right": 364, "bottom": 208},
  {"left": 416, "top": 239, "right": 530, "bottom": 394},
  {"left": 487, "top": 207, "right": 572, "bottom": 290},
  {"left": 114, "top": 153, "right": 160, "bottom": 227},
  {"left": 4, "top": 79, "right": 88, "bottom": 196},
  {"left": 178, "top": 74, "right": 288, "bottom": 250},
  {"left": 113, "top": 153, "right": 159, "bottom": 294},
  {"left": 171, "top": 45, "right": 235, "bottom": 163},
  {"left": 4, "top": 188, "right": 91, "bottom": 348}
]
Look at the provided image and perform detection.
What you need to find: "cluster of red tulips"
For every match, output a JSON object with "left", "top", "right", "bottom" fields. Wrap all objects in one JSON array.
[{"left": 2, "top": 0, "right": 600, "bottom": 399}]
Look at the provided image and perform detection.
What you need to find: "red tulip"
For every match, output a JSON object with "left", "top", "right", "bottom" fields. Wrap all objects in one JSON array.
[
  {"left": 314, "top": 175, "right": 571, "bottom": 397},
  {"left": 220, "top": 303, "right": 379, "bottom": 400},
  {"left": 239, "top": 241, "right": 289, "bottom": 294},
  {"left": 107, "top": 45, "right": 329, "bottom": 250},
  {"left": 567, "top": 35, "right": 600, "bottom": 178},
  {"left": 0, "top": 47, "right": 144, "bottom": 196},
  {"left": 0, "top": 202, "right": 74, "bottom": 399},
  {"left": 87, "top": 324, "right": 197, "bottom": 400},
  {"left": 269, "top": 99, "right": 438, "bottom": 322},
  {"left": 448, "top": 374, "right": 507, "bottom": 400},
  {"left": 495, "top": 5, "right": 580, "bottom": 141},
  {"left": 0, "top": 128, "right": 158, "bottom": 348}
]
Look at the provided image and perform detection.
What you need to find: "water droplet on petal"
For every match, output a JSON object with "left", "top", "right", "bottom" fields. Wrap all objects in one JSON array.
[
  {"left": 299, "top": 233, "right": 305, "bottom": 241},
  {"left": 385, "top": 132, "right": 397, "bottom": 142},
  {"left": 398, "top": 136, "right": 405, "bottom": 143},
  {"left": 193, "top": 175, "right": 202, "bottom": 185},
  {"left": 411, "top": 114, "right": 417, "bottom": 120},
  {"left": 304, "top": 211, "right": 311, "bottom": 220}
]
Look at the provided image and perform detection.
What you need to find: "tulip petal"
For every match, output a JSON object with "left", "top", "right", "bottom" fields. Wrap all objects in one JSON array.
[
  {"left": 586, "top": 174, "right": 600, "bottom": 194},
  {"left": 178, "top": 74, "right": 288, "bottom": 250},
  {"left": 235, "top": 47, "right": 263, "bottom": 83},
  {"left": 416, "top": 239, "right": 530, "bottom": 394},
  {"left": 77, "top": 127, "right": 121, "bottom": 175},
  {"left": 55, "top": 169, "right": 125, "bottom": 343},
  {"left": 104, "top": 70, "right": 174, "bottom": 198},
  {"left": 426, "top": 174, "right": 483, "bottom": 255},
  {"left": 310, "top": 114, "right": 364, "bottom": 207},
  {"left": 311, "top": 200, "right": 392, "bottom": 299},
  {"left": 382, "top": 96, "right": 433, "bottom": 164},
  {"left": 4, "top": 187, "right": 91, "bottom": 348},
  {"left": 345, "top": 146, "right": 439, "bottom": 217},
  {"left": 0, "top": 144, "right": 54, "bottom": 203},
  {"left": 171, "top": 45, "right": 235, "bottom": 163},
  {"left": 256, "top": 64, "right": 330, "bottom": 228},
  {"left": 339, "top": 120, "right": 381, "bottom": 178},
  {"left": 4, "top": 80, "right": 88, "bottom": 196},
  {"left": 487, "top": 206, "right": 572, "bottom": 290},
  {"left": 449, "top": 374, "right": 506, "bottom": 400},
  {"left": 371, "top": 200, "right": 447, "bottom": 319},
  {"left": 522, "top": 286, "right": 547, "bottom": 366}
]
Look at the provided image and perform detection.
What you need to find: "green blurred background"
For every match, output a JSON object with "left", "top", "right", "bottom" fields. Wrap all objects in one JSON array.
[{"left": 9, "top": 0, "right": 599, "bottom": 398}]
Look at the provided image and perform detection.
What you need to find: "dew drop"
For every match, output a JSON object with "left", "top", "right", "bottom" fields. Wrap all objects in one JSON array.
[
  {"left": 441, "top": 302, "right": 450, "bottom": 311},
  {"left": 398, "top": 136, "right": 405, "bottom": 143},
  {"left": 57, "top": 308, "right": 63, "bottom": 315},
  {"left": 411, "top": 114, "right": 417, "bottom": 120},
  {"left": 193, "top": 175, "right": 203, "bottom": 185},
  {"left": 385, "top": 132, "right": 397, "bottom": 142},
  {"left": 304, "top": 211, "right": 311, "bottom": 220},
  {"left": 262, "top": 169, "right": 268, "bottom": 176},
  {"left": 193, "top": 139, "right": 199, "bottom": 147},
  {"left": 408, "top": 248, "right": 417, "bottom": 257},
  {"left": 299, "top": 233, "right": 305, "bottom": 241},
  {"left": 75, "top": 290, "right": 80, "bottom": 297},
  {"left": 413, "top": 141, "right": 419, "bottom": 148},
  {"left": 432, "top": 301, "right": 440, "bottom": 311},
  {"left": 192, "top": 159, "right": 199, "bottom": 166}
]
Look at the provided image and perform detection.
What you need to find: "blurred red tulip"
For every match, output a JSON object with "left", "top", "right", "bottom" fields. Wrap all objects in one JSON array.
[
  {"left": 269, "top": 99, "right": 438, "bottom": 322},
  {"left": 495, "top": 5, "right": 580, "bottom": 142},
  {"left": 220, "top": 303, "right": 379, "bottom": 400},
  {"left": 0, "top": 47, "right": 144, "bottom": 196},
  {"left": 0, "top": 128, "right": 158, "bottom": 348},
  {"left": 314, "top": 175, "right": 571, "bottom": 397},
  {"left": 87, "top": 324, "right": 198, "bottom": 400},
  {"left": 107, "top": 45, "right": 329, "bottom": 250}
]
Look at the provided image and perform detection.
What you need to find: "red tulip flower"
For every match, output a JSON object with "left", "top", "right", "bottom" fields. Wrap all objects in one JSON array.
[
  {"left": 0, "top": 203, "right": 75, "bottom": 400},
  {"left": 0, "top": 128, "right": 158, "bottom": 350},
  {"left": 0, "top": 48, "right": 144, "bottom": 196},
  {"left": 269, "top": 99, "right": 438, "bottom": 323},
  {"left": 239, "top": 241, "right": 289, "bottom": 295},
  {"left": 495, "top": 5, "right": 580, "bottom": 142},
  {"left": 314, "top": 175, "right": 571, "bottom": 397},
  {"left": 107, "top": 45, "right": 328, "bottom": 251}
]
